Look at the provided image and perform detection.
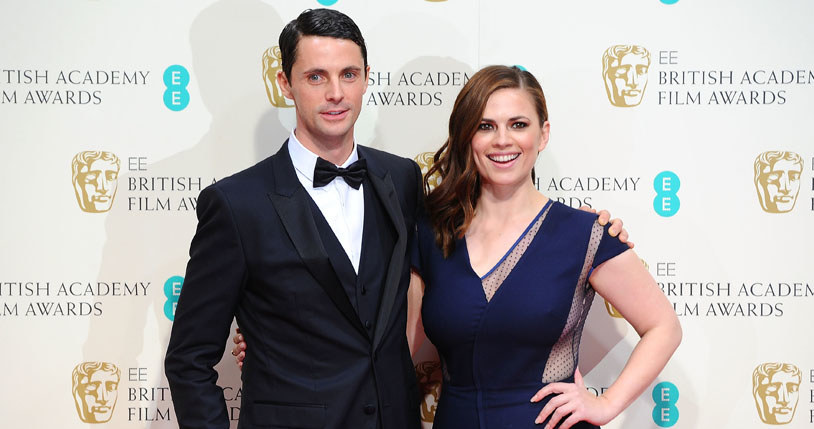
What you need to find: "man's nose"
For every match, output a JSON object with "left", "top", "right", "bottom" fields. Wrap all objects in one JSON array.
[
  {"left": 777, "top": 175, "right": 790, "bottom": 193},
  {"left": 97, "top": 387, "right": 109, "bottom": 404},
  {"left": 326, "top": 79, "right": 344, "bottom": 103},
  {"left": 96, "top": 175, "right": 109, "bottom": 193},
  {"left": 777, "top": 385, "right": 789, "bottom": 405},
  {"left": 627, "top": 69, "right": 639, "bottom": 88}
]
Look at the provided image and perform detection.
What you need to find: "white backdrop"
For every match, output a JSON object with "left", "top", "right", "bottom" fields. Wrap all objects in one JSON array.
[{"left": 1, "top": 0, "right": 813, "bottom": 428}]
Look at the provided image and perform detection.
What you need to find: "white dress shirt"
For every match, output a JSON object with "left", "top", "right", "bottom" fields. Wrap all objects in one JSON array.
[{"left": 287, "top": 131, "right": 364, "bottom": 273}]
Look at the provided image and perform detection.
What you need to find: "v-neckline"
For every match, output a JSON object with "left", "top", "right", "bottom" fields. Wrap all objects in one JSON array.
[{"left": 463, "top": 199, "right": 553, "bottom": 281}]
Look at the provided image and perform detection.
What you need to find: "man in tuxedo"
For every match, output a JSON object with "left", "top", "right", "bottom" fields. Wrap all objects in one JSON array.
[
  {"left": 166, "top": 8, "right": 625, "bottom": 429},
  {"left": 165, "top": 9, "right": 422, "bottom": 429}
]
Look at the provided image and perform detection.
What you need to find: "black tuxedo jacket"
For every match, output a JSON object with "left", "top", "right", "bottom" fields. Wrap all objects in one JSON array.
[{"left": 165, "top": 142, "right": 423, "bottom": 429}]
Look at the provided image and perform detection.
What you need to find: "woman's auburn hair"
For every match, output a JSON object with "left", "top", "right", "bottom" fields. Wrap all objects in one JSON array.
[{"left": 423, "top": 65, "right": 548, "bottom": 258}]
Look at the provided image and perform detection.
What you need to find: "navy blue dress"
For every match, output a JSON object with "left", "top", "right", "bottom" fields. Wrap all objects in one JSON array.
[{"left": 413, "top": 201, "right": 629, "bottom": 429}]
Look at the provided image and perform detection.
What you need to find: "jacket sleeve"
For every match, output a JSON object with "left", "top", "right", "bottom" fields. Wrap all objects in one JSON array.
[{"left": 164, "top": 184, "right": 247, "bottom": 429}]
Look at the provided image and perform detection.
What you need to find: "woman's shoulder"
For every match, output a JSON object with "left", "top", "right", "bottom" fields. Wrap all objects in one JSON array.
[{"left": 545, "top": 200, "right": 599, "bottom": 228}]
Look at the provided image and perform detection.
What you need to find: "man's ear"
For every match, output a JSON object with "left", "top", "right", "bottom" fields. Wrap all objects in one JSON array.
[{"left": 277, "top": 70, "right": 294, "bottom": 100}]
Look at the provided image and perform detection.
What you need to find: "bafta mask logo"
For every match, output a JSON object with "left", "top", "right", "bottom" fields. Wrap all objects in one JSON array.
[
  {"left": 415, "top": 360, "right": 442, "bottom": 422},
  {"left": 262, "top": 46, "right": 294, "bottom": 108},
  {"left": 72, "top": 151, "right": 121, "bottom": 213},
  {"left": 602, "top": 45, "right": 651, "bottom": 107},
  {"left": 754, "top": 151, "right": 804, "bottom": 213},
  {"left": 604, "top": 300, "right": 624, "bottom": 318},
  {"left": 752, "top": 362, "right": 801, "bottom": 425},
  {"left": 414, "top": 152, "right": 442, "bottom": 191},
  {"left": 72, "top": 362, "right": 121, "bottom": 423}
]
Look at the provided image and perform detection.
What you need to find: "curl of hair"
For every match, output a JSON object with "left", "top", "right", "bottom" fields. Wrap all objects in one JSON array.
[
  {"left": 602, "top": 45, "right": 651, "bottom": 71},
  {"left": 753, "top": 151, "right": 803, "bottom": 179},
  {"left": 424, "top": 65, "right": 548, "bottom": 257},
  {"left": 72, "top": 361, "right": 121, "bottom": 393},
  {"left": 72, "top": 151, "right": 120, "bottom": 184},
  {"left": 752, "top": 362, "right": 800, "bottom": 396}
]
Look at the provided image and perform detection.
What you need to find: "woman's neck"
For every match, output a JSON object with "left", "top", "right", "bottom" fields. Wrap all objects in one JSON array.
[{"left": 473, "top": 181, "right": 548, "bottom": 227}]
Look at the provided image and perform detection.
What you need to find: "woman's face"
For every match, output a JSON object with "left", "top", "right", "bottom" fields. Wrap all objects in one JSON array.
[{"left": 470, "top": 88, "right": 549, "bottom": 190}]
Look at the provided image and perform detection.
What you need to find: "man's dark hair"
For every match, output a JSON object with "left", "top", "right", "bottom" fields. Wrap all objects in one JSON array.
[{"left": 279, "top": 8, "right": 368, "bottom": 80}]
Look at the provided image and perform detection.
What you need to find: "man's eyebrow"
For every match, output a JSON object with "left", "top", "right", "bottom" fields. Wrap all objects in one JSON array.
[
  {"left": 301, "top": 66, "right": 363, "bottom": 76},
  {"left": 301, "top": 68, "right": 327, "bottom": 75}
]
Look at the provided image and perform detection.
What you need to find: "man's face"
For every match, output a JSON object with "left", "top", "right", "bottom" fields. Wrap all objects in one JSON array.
[
  {"left": 76, "top": 159, "right": 119, "bottom": 212},
  {"left": 277, "top": 35, "right": 369, "bottom": 152},
  {"left": 606, "top": 53, "right": 649, "bottom": 107},
  {"left": 76, "top": 370, "right": 119, "bottom": 423},
  {"left": 757, "top": 370, "right": 800, "bottom": 424},
  {"left": 757, "top": 159, "right": 803, "bottom": 212}
]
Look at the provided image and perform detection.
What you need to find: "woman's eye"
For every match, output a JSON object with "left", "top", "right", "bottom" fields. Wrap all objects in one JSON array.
[
  {"left": 478, "top": 123, "right": 493, "bottom": 131},
  {"left": 512, "top": 122, "right": 528, "bottom": 129}
]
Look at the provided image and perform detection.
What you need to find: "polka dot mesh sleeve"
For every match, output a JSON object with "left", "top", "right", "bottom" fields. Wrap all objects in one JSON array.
[
  {"left": 481, "top": 204, "right": 552, "bottom": 302},
  {"left": 541, "top": 220, "right": 604, "bottom": 383}
]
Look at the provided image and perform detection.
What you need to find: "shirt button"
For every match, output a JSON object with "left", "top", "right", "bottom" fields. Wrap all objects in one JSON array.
[
  {"left": 363, "top": 404, "right": 376, "bottom": 415},
  {"left": 365, "top": 320, "right": 372, "bottom": 329}
]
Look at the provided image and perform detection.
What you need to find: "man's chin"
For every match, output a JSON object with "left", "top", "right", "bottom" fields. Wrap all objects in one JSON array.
[
  {"left": 316, "top": 125, "right": 355, "bottom": 143},
  {"left": 770, "top": 408, "right": 794, "bottom": 422},
  {"left": 622, "top": 95, "right": 643, "bottom": 105},
  {"left": 772, "top": 200, "right": 796, "bottom": 211}
]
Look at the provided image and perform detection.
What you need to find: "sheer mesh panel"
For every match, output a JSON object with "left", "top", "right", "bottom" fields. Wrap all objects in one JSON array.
[
  {"left": 481, "top": 204, "right": 553, "bottom": 302},
  {"left": 541, "top": 221, "right": 604, "bottom": 383}
]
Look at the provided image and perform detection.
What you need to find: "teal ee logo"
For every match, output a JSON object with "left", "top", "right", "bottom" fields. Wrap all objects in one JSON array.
[
  {"left": 163, "top": 65, "right": 190, "bottom": 111},
  {"left": 514, "top": 65, "right": 527, "bottom": 71},
  {"left": 654, "top": 171, "right": 680, "bottom": 217},
  {"left": 317, "top": 0, "right": 339, "bottom": 5},
  {"left": 164, "top": 276, "right": 184, "bottom": 321},
  {"left": 652, "top": 381, "right": 679, "bottom": 427},
  {"left": 660, "top": 0, "right": 679, "bottom": 4}
]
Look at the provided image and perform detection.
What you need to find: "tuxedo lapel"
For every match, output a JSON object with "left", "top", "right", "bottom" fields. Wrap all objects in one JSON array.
[
  {"left": 266, "top": 142, "right": 367, "bottom": 339},
  {"left": 360, "top": 148, "right": 408, "bottom": 351}
]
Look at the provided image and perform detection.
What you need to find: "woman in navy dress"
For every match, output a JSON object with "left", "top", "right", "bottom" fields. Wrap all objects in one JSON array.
[
  {"left": 409, "top": 65, "right": 681, "bottom": 429},
  {"left": 233, "top": 65, "right": 681, "bottom": 428}
]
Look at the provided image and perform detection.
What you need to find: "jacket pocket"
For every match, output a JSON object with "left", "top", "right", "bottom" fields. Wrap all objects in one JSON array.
[{"left": 251, "top": 401, "right": 327, "bottom": 428}]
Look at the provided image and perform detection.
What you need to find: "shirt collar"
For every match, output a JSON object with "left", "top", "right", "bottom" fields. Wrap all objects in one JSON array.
[{"left": 287, "top": 130, "right": 359, "bottom": 183}]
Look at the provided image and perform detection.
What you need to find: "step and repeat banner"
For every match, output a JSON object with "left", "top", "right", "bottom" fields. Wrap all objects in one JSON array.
[{"left": 2, "top": 0, "right": 813, "bottom": 428}]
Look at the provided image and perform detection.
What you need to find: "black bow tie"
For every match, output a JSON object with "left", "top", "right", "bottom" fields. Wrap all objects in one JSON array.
[{"left": 313, "top": 157, "right": 367, "bottom": 189}]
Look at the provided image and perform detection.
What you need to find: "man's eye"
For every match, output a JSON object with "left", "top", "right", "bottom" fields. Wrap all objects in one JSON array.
[
  {"left": 308, "top": 75, "right": 322, "bottom": 82},
  {"left": 343, "top": 72, "right": 356, "bottom": 79}
]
